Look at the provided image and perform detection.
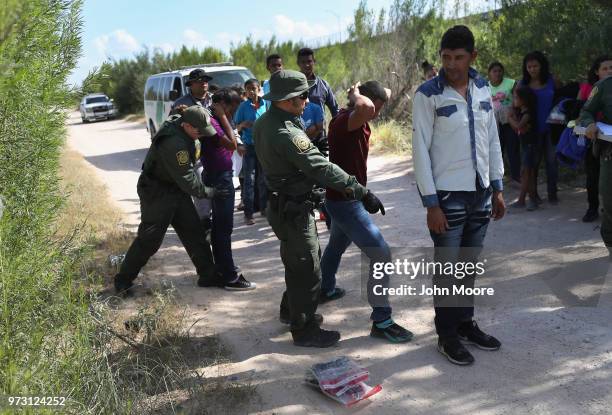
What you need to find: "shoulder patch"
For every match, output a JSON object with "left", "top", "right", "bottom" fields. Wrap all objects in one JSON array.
[
  {"left": 283, "top": 120, "right": 312, "bottom": 152},
  {"left": 291, "top": 135, "right": 312, "bottom": 152},
  {"left": 176, "top": 150, "right": 189, "bottom": 166},
  {"left": 588, "top": 86, "right": 598, "bottom": 100}
]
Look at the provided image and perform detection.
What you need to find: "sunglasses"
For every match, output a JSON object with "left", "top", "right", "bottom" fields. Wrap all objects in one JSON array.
[{"left": 297, "top": 91, "right": 309, "bottom": 100}]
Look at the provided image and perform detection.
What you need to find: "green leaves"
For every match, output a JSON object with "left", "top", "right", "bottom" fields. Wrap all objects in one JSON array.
[{"left": 494, "top": 0, "right": 612, "bottom": 81}]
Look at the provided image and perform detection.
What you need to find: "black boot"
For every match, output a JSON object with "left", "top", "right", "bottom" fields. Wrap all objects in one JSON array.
[
  {"left": 114, "top": 274, "right": 134, "bottom": 297},
  {"left": 582, "top": 208, "right": 599, "bottom": 223},
  {"left": 292, "top": 321, "right": 340, "bottom": 348},
  {"left": 280, "top": 310, "right": 323, "bottom": 325}
]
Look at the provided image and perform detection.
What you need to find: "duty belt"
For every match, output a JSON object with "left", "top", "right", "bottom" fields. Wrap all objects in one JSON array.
[{"left": 268, "top": 188, "right": 326, "bottom": 210}]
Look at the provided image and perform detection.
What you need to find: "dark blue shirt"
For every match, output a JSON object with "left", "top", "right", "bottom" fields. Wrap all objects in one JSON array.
[
  {"left": 308, "top": 76, "right": 338, "bottom": 117},
  {"left": 308, "top": 75, "right": 338, "bottom": 140},
  {"left": 520, "top": 77, "right": 555, "bottom": 134}
]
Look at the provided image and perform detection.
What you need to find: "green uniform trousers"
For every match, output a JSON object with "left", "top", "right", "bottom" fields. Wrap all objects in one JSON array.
[
  {"left": 267, "top": 198, "right": 321, "bottom": 330},
  {"left": 118, "top": 182, "right": 216, "bottom": 282},
  {"left": 600, "top": 157, "right": 612, "bottom": 250}
]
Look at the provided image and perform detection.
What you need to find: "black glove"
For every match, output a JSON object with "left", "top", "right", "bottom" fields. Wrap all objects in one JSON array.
[
  {"left": 313, "top": 137, "right": 329, "bottom": 157},
  {"left": 205, "top": 185, "right": 232, "bottom": 199},
  {"left": 361, "top": 190, "right": 385, "bottom": 215}
]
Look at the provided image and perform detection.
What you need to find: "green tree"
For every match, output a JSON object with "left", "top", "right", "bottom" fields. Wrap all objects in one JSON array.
[
  {"left": 231, "top": 36, "right": 302, "bottom": 81},
  {"left": 495, "top": 0, "right": 612, "bottom": 81}
]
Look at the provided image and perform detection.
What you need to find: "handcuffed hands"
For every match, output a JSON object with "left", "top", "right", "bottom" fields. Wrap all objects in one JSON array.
[{"left": 313, "top": 137, "right": 329, "bottom": 157}]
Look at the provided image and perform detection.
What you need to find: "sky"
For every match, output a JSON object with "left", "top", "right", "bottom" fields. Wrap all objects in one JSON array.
[{"left": 70, "top": 0, "right": 496, "bottom": 86}]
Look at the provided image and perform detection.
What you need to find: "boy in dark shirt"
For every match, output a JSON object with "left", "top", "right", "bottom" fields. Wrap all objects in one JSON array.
[{"left": 320, "top": 81, "right": 413, "bottom": 343}]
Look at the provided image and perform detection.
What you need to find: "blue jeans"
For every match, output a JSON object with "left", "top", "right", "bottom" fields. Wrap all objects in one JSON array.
[
  {"left": 320, "top": 199, "right": 392, "bottom": 322},
  {"left": 242, "top": 145, "right": 267, "bottom": 217},
  {"left": 203, "top": 170, "right": 238, "bottom": 282},
  {"left": 430, "top": 184, "right": 491, "bottom": 339}
]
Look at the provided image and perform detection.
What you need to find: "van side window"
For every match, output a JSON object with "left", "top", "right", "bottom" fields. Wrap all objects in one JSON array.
[
  {"left": 145, "top": 78, "right": 156, "bottom": 100},
  {"left": 172, "top": 77, "right": 182, "bottom": 99},
  {"left": 152, "top": 77, "right": 163, "bottom": 100},
  {"left": 162, "top": 77, "right": 172, "bottom": 101},
  {"left": 144, "top": 78, "right": 153, "bottom": 101}
]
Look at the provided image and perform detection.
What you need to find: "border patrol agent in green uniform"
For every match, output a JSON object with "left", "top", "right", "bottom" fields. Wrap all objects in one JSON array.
[
  {"left": 254, "top": 70, "right": 386, "bottom": 347},
  {"left": 114, "top": 106, "right": 230, "bottom": 296},
  {"left": 580, "top": 76, "right": 612, "bottom": 257}
]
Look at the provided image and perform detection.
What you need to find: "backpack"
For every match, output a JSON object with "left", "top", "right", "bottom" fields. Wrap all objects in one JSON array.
[{"left": 556, "top": 127, "right": 587, "bottom": 169}]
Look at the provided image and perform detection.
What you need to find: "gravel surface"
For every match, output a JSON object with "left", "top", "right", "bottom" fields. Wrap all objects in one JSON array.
[{"left": 67, "top": 112, "right": 612, "bottom": 415}]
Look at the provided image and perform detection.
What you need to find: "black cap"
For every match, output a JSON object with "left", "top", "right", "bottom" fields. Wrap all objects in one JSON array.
[{"left": 186, "top": 68, "right": 213, "bottom": 85}]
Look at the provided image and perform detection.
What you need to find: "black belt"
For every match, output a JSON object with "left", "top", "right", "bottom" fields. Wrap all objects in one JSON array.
[{"left": 269, "top": 189, "right": 325, "bottom": 207}]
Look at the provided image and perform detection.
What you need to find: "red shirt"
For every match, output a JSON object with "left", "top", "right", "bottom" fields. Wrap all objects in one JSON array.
[
  {"left": 578, "top": 83, "right": 593, "bottom": 102},
  {"left": 326, "top": 108, "right": 371, "bottom": 201}
]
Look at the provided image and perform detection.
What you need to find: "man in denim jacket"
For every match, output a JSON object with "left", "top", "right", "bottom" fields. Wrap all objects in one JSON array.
[{"left": 412, "top": 25, "right": 506, "bottom": 365}]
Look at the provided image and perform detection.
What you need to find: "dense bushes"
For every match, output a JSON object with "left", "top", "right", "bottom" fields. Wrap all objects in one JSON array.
[{"left": 0, "top": 1, "right": 128, "bottom": 412}]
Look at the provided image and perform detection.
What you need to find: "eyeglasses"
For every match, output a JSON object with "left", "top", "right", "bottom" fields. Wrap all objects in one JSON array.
[{"left": 297, "top": 91, "right": 309, "bottom": 100}]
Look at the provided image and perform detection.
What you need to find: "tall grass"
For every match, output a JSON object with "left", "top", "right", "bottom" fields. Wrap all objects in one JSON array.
[
  {"left": 0, "top": 1, "right": 137, "bottom": 413},
  {"left": 1, "top": 2, "right": 252, "bottom": 411},
  {"left": 57, "top": 148, "right": 132, "bottom": 277},
  {"left": 370, "top": 119, "right": 412, "bottom": 155}
]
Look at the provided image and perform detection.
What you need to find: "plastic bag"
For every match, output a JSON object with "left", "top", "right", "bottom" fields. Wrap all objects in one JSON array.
[{"left": 307, "top": 356, "right": 382, "bottom": 407}]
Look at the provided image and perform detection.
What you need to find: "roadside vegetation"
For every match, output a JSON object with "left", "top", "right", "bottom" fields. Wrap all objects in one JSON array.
[{"left": 1, "top": 2, "right": 252, "bottom": 413}]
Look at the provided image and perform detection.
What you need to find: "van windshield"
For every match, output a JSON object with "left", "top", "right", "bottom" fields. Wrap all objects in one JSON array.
[
  {"left": 86, "top": 96, "right": 109, "bottom": 104},
  {"left": 188, "top": 70, "right": 255, "bottom": 89}
]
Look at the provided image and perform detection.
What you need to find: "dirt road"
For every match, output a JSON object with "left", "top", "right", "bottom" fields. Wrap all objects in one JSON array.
[{"left": 67, "top": 112, "right": 612, "bottom": 414}]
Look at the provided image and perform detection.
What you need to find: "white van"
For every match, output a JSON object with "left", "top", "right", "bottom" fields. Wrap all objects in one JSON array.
[{"left": 143, "top": 62, "right": 255, "bottom": 138}]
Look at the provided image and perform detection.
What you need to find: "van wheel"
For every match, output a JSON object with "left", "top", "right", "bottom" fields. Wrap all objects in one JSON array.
[
  {"left": 82, "top": 117, "right": 89, "bottom": 123},
  {"left": 149, "top": 121, "right": 156, "bottom": 139}
]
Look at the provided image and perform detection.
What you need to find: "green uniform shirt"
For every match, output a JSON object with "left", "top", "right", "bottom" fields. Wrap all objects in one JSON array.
[
  {"left": 141, "top": 115, "right": 209, "bottom": 198},
  {"left": 580, "top": 76, "right": 612, "bottom": 126},
  {"left": 253, "top": 105, "right": 367, "bottom": 199}
]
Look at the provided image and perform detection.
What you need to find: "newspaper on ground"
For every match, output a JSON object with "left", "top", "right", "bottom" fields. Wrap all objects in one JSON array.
[{"left": 306, "top": 356, "right": 382, "bottom": 406}]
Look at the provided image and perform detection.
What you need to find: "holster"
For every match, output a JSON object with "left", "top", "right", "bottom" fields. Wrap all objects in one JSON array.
[
  {"left": 593, "top": 139, "right": 601, "bottom": 158},
  {"left": 598, "top": 140, "right": 612, "bottom": 161},
  {"left": 269, "top": 191, "right": 321, "bottom": 231}
]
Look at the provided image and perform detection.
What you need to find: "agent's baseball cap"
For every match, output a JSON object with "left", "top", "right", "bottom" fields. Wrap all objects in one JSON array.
[
  {"left": 181, "top": 105, "right": 216, "bottom": 137},
  {"left": 262, "top": 70, "right": 315, "bottom": 101}
]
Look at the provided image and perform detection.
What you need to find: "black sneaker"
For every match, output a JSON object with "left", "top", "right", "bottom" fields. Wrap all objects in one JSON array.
[
  {"left": 582, "top": 209, "right": 599, "bottom": 222},
  {"left": 438, "top": 337, "right": 475, "bottom": 365},
  {"left": 224, "top": 274, "right": 256, "bottom": 291},
  {"left": 114, "top": 275, "right": 134, "bottom": 297},
  {"left": 457, "top": 321, "right": 501, "bottom": 351},
  {"left": 370, "top": 319, "right": 413, "bottom": 343},
  {"left": 319, "top": 287, "right": 346, "bottom": 304},
  {"left": 279, "top": 312, "right": 323, "bottom": 325},
  {"left": 292, "top": 324, "right": 340, "bottom": 348}
]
